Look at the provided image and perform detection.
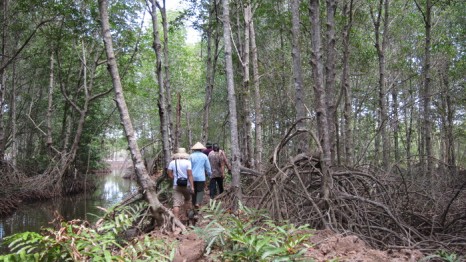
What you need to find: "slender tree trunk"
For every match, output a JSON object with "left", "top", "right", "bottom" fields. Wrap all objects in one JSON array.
[
  {"left": 202, "top": 0, "right": 220, "bottom": 145},
  {"left": 222, "top": 0, "right": 242, "bottom": 204},
  {"left": 158, "top": 1, "right": 174, "bottom": 154},
  {"left": 414, "top": 0, "right": 433, "bottom": 176},
  {"left": 325, "top": 0, "right": 337, "bottom": 163},
  {"left": 64, "top": 41, "right": 109, "bottom": 164},
  {"left": 187, "top": 111, "right": 193, "bottom": 146},
  {"left": 98, "top": 0, "right": 181, "bottom": 229},
  {"left": 242, "top": 1, "right": 253, "bottom": 167},
  {"left": 341, "top": 0, "right": 354, "bottom": 166},
  {"left": 420, "top": 0, "right": 433, "bottom": 177},
  {"left": 202, "top": 1, "right": 214, "bottom": 144},
  {"left": 371, "top": 0, "right": 389, "bottom": 168},
  {"left": 309, "top": 0, "right": 333, "bottom": 209},
  {"left": 392, "top": 87, "right": 400, "bottom": 162},
  {"left": 0, "top": 0, "right": 9, "bottom": 162},
  {"left": 405, "top": 80, "right": 414, "bottom": 174},
  {"left": 250, "top": 15, "right": 262, "bottom": 171},
  {"left": 290, "top": 0, "right": 309, "bottom": 154},
  {"left": 47, "top": 51, "right": 54, "bottom": 153},
  {"left": 148, "top": 0, "right": 171, "bottom": 168},
  {"left": 11, "top": 61, "right": 16, "bottom": 165},
  {"left": 174, "top": 93, "right": 181, "bottom": 150},
  {"left": 440, "top": 60, "right": 456, "bottom": 175}
]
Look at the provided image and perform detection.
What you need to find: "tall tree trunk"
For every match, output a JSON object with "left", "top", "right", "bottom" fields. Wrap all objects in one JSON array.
[
  {"left": 47, "top": 51, "right": 54, "bottom": 153},
  {"left": 309, "top": 0, "right": 333, "bottom": 210},
  {"left": 250, "top": 14, "right": 262, "bottom": 171},
  {"left": 242, "top": 1, "right": 253, "bottom": 168},
  {"left": 440, "top": 60, "right": 456, "bottom": 175},
  {"left": 341, "top": 0, "right": 354, "bottom": 166},
  {"left": 405, "top": 79, "right": 415, "bottom": 174},
  {"left": 371, "top": 0, "right": 389, "bottom": 168},
  {"left": 98, "top": 0, "right": 183, "bottom": 229},
  {"left": 148, "top": 0, "right": 171, "bottom": 169},
  {"left": 0, "top": 0, "right": 9, "bottom": 162},
  {"left": 416, "top": 0, "right": 433, "bottom": 177},
  {"left": 290, "top": 0, "right": 309, "bottom": 154},
  {"left": 158, "top": 1, "right": 174, "bottom": 154},
  {"left": 392, "top": 86, "right": 400, "bottom": 162},
  {"left": 202, "top": 0, "right": 220, "bottom": 144},
  {"left": 174, "top": 93, "right": 181, "bottom": 150},
  {"left": 202, "top": 1, "right": 214, "bottom": 144},
  {"left": 63, "top": 41, "right": 110, "bottom": 164},
  {"left": 11, "top": 61, "right": 16, "bottom": 165},
  {"left": 222, "top": 0, "right": 242, "bottom": 204},
  {"left": 325, "top": 0, "right": 337, "bottom": 163}
]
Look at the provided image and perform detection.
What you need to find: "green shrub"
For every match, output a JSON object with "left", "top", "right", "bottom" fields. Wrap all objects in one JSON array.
[
  {"left": 420, "top": 250, "right": 464, "bottom": 262},
  {"left": 194, "top": 200, "right": 313, "bottom": 261},
  {"left": 0, "top": 202, "right": 176, "bottom": 261}
]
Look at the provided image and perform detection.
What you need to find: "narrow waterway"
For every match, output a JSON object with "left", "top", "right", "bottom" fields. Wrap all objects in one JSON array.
[{"left": 0, "top": 169, "right": 137, "bottom": 253}]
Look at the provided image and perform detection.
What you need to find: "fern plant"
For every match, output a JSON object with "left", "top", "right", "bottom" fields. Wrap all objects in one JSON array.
[
  {"left": 420, "top": 250, "right": 464, "bottom": 262},
  {"left": 194, "top": 200, "right": 313, "bottom": 261},
  {"left": 0, "top": 201, "right": 176, "bottom": 261}
]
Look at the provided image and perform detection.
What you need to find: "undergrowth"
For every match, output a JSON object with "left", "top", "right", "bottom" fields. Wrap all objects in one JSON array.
[
  {"left": 194, "top": 200, "right": 313, "bottom": 261},
  {"left": 0, "top": 202, "right": 176, "bottom": 261}
]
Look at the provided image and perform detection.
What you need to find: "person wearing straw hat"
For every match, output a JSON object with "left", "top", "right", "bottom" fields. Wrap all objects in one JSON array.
[
  {"left": 190, "top": 142, "right": 212, "bottom": 213},
  {"left": 167, "top": 148, "right": 194, "bottom": 220}
]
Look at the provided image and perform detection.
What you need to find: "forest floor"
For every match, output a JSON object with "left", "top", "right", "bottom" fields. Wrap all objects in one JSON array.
[
  {"left": 164, "top": 188, "right": 425, "bottom": 262},
  {"left": 171, "top": 229, "right": 424, "bottom": 262}
]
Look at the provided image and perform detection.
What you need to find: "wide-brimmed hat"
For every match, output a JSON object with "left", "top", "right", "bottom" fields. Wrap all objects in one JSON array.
[
  {"left": 191, "top": 142, "right": 206, "bottom": 150},
  {"left": 172, "top": 148, "right": 189, "bottom": 159}
]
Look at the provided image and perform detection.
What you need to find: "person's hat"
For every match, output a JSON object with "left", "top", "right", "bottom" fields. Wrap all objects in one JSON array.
[
  {"left": 206, "top": 142, "right": 212, "bottom": 148},
  {"left": 172, "top": 148, "right": 189, "bottom": 159},
  {"left": 191, "top": 142, "right": 206, "bottom": 150}
]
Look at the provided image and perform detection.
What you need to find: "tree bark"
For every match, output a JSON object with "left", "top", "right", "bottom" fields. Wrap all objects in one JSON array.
[
  {"left": 309, "top": 0, "right": 333, "bottom": 208},
  {"left": 0, "top": 0, "right": 9, "bottom": 162},
  {"left": 11, "top": 61, "right": 16, "bottom": 165},
  {"left": 290, "top": 0, "right": 309, "bottom": 155},
  {"left": 341, "top": 0, "right": 354, "bottom": 166},
  {"left": 370, "top": 0, "right": 390, "bottom": 168},
  {"left": 47, "top": 51, "right": 54, "bottom": 153},
  {"left": 250, "top": 13, "right": 262, "bottom": 171},
  {"left": 98, "top": 0, "right": 180, "bottom": 229},
  {"left": 175, "top": 93, "right": 181, "bottom": 150},
  {"left": 242, "top": 1, "right": 253, "bottom": 168},
  {"left": 202, "top": 1, "right": 214, "bottom": 144},
  {"left": 222, "top": 0, "right": 242, "bottom": 204},
  {"left": 392, "top": 86, "right": 400, "bottom": 162},
  {"left": 157, "top": 1, "right": 174, "bottom": 155},
  {"left": 325, "top": 0, "right": 337, "bottom": 163},
  {"left": 440, "top": 60, "right": 456, "bottom": 175},
  {"left": 202, "top": 0, "right": 220, "bottom": 144},
  {"left": 147, "top": 0, "right": 172, "bottom": 168},
  {"left": 416, "top": 0, "right": 433, "bottom": 177}
]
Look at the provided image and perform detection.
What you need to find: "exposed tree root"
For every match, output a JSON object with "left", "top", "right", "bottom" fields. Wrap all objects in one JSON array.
[{"left": 216, "top": 130, "right": 465, "bottom": 255}]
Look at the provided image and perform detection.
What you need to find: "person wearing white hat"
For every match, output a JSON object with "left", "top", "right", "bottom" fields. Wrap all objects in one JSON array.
[
  {"left": 190, "top": 142, "right": 212, "bottom": 213},
  {"left": 167, "top": 148, "right": 194, "bottom": 220}
]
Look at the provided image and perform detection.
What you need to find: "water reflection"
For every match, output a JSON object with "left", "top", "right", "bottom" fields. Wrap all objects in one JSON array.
[{"left": 0, "top": 170, "right": 137, "bottom": 248}]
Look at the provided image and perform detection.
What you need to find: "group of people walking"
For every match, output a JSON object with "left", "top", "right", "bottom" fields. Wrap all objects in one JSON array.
[{"left": 167, "top": 142, "right": 230, "bottom": 221}]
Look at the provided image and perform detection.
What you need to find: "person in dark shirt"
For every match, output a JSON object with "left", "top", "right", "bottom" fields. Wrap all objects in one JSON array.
[
  {"left": 202, "top": 142, "right": 213, "bottom": 156},
  {"left": 208, "top": 143, "right": 231, "bottom": 199}
]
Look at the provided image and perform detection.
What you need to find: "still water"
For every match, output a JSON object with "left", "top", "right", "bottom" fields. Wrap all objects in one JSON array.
[{"left": 0, "top": 170, "right": 137, "bottom": 250}]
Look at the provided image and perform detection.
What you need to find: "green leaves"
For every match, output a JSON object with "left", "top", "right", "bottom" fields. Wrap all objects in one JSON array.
[
  {"left": 194, "top": 200, "right": 313, "bottom": 261},
  {"left": 0, "top": 201, "right": 175, "bottom": 261}
]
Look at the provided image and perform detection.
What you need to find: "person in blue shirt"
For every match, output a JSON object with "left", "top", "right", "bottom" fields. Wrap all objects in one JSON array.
[{"left": 190, "top": 142, "right": 212, "bottom": 211}]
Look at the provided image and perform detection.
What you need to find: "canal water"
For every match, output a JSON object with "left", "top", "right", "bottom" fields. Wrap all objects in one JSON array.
[{"left": 0, "top": 169, "right": 137, "bottom": 253}]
